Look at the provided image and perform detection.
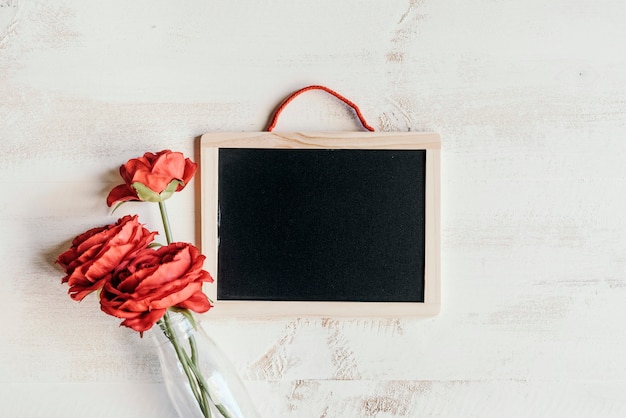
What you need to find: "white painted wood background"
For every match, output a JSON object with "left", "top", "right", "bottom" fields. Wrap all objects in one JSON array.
[{"left": 1, "top": 0, "right": 625, "bottom": 417}]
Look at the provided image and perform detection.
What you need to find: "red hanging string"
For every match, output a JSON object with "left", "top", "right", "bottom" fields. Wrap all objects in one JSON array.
[{"left": 266, "top": 85, "right": 375, "bottom": 132}]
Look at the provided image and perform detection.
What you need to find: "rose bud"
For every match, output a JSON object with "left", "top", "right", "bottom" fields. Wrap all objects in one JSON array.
[
  {"left": 99, "top": 242, "right": 213, "bottom": 333},
  {"left": 106, "top": 150, "right": 197, "bottom": 207},
  {"left": 57, "top": 215, "right": 158, "bottom": 301}
]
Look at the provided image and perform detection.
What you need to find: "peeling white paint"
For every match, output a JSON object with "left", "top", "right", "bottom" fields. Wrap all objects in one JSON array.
[{"left": 0, "top": 0, "right": 19, "bottom": 47}]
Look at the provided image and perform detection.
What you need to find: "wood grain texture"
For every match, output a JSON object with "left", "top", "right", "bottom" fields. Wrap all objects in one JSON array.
[{"left": 1, "top": 0, "right": 626, "bottom": 417}]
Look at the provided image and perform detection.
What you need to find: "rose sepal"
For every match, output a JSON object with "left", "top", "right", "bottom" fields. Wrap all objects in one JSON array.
[{"left": 132, "top": 179, "right": 183, "bottom": 203}]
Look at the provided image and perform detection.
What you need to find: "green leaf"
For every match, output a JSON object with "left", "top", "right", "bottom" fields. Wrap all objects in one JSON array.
[{"left": 111, "top": 201, "right": 126, "bottom": 213}]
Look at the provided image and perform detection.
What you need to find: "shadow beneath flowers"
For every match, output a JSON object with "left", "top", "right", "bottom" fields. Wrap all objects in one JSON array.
[{"left": 42, "top": 238, "right": 73, "bottom": 287}]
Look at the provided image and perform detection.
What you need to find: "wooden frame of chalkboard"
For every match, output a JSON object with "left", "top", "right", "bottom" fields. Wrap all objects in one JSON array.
[{"left": 200, "top": 132, "right": 440, "bottom": 317}]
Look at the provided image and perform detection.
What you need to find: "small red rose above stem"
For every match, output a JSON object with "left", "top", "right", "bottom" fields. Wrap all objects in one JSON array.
[{"left": 107, "top": 150, "right": 197, "bottom": 206}]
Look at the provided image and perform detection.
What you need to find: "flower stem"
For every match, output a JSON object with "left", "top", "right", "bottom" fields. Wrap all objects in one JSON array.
[
  {"left": 158, "top": 201, "right": 173, "bottom": 244},
  {"left": 157, "top": 201, "right": 225, "bottom": 417},
  {"left": 160, "top": 312, "right": 211, "bottom": 417},
  {"left": 185, "top": 334, "right": 212, "bottom": 415}
]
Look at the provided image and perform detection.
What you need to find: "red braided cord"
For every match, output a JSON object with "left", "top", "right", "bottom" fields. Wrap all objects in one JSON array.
[{"left": 266, "top": 85, "right": 375, "bottom": 132}]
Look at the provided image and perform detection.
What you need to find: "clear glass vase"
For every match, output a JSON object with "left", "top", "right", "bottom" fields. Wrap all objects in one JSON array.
[{"left": 149, "top": 312, "right": 260, "bottom": 418}]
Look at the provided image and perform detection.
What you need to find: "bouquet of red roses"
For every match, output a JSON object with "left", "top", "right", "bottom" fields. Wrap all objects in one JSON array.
[{"left": 56, "top": 150, "right": 220, "bottom": 417}]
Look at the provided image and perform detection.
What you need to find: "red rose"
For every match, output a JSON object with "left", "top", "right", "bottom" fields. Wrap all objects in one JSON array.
[
  {"left": 107, "top": 150, "right": 197, "bottom": 207},
  {"left": 99, "top": 242, "right": 213, "bottom": 333},
  {"left": 57, "top": 215, "right": 157, "bottom": 301}
]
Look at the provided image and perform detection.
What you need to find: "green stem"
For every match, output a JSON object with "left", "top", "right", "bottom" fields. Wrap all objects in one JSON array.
[
  {"left": 160, "top": 312, "right": 211, "bottom": 418},
  {"left": 164, "top": 314, "right": 232, "bottom": 418},
  {"left": 185, "top": 334, "right": 213, "bottom": 416},
  {"left": 185, "top": 355, "right": 233, "bottom": 418},
  {"left": 158, "top": 201, "right": 174, "bottom": 244},
  {"left": 157, "top": 202, "right": 222, "bottom": 416}
]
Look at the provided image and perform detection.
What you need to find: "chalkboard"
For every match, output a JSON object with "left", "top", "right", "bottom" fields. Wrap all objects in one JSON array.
[{"left": 201, "top": 132, "right": 440, "bottom": 317}]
